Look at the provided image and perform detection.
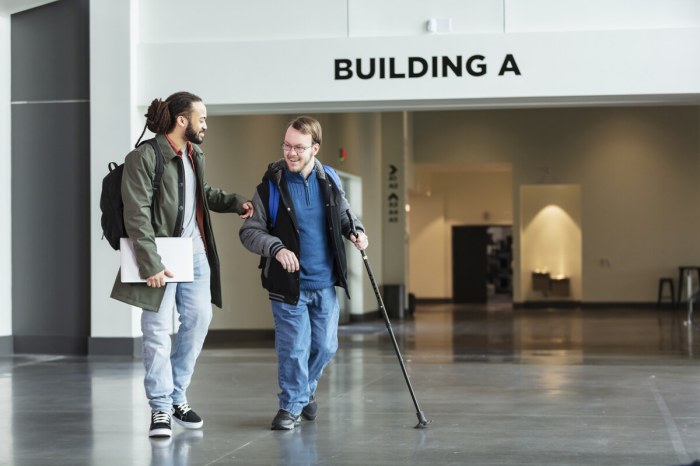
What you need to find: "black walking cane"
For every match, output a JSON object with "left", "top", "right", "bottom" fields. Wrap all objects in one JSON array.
[{"left": 346, "top": 210, "right": 432, "bottom": 428}]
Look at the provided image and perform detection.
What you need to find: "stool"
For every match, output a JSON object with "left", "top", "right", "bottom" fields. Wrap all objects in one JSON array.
[{"left": 658, "top": 278, "right": 675, "bottom": 309}]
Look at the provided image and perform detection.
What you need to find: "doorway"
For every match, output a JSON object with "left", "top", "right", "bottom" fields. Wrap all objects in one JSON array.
[{"left": 452, "top": 225, "right": 513, "bottom": 303}]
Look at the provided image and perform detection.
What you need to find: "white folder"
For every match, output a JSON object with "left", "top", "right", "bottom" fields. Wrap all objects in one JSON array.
[{"left": 120, "top": 237, "right": 194, "bottom": 283}]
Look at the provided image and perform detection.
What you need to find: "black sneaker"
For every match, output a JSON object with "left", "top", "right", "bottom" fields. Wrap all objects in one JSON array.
[
  {"left": 271, "top": 409, "right": 301, "bottom": 430},
  {"left": 172, "top": 402, "right": 203, "bottom": 429},
  {"left": 149, "top": 410, "right": 172, "bottom": 438},
  {"left": 301, "top": 396, "right": 317, "bottom": 421}
]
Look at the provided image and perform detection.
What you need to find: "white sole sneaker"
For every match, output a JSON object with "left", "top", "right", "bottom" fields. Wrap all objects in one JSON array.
[
  {"left": 173, "top": 417, "right": 203, "bottom": 429},
  {"left": 148, "top": 427, "right": 172, "bottom": 438}
]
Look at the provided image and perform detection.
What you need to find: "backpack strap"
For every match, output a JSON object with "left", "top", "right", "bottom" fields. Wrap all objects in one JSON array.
[
  {"left": 131, "top": 138, "right": 168, "bottom": 234},
  {"left": 323, "top": 164, "right": 341, "bottom": 188},
  {"left": 268, "top": 178, "right": 280, "bottom": 229},
  {"left": 142, "top": 139, "right": 165, "bottom": 193}
]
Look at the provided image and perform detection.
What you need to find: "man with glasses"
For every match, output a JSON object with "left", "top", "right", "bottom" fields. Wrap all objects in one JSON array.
[{"left": 240, "top": 116, "right": 368, "bottom": 430}]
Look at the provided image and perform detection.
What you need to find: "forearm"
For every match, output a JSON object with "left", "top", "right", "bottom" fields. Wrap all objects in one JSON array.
[
  {"left": 205, "top": 183, "right": 250, "bottom": 214},
  {"left": 239, "top": 192, "right": 285, "bottom": 257}
]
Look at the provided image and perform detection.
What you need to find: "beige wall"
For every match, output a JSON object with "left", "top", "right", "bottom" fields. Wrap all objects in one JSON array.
[
  {"left": 203, "top": 113, "right": 385, "bottom": 329},
  {"left": 199, "top": 105, "right": 699, "bottom": 330},
  {"left": 521, "top": 185, "right": 582, "bottom": 301},
  {"left": 412, "top": 106, "right": 700, "bottom": 303},
  {"left": 322, "top": 113, "right": 384, "bottom": 314},
  {"left": 199, "top": 115, "right": 284, "bottom": 329},
  {"left": 409, "top": 169, "right": 513, "bottom": 298}
]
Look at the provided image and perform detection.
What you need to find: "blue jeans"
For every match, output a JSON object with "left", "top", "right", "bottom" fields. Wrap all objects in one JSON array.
[
  {"left": 271, "top": 287, "right": 340, "bottom": 415},
  {"left": 141, "top": 252, "right": 212, "bottom": 412}
]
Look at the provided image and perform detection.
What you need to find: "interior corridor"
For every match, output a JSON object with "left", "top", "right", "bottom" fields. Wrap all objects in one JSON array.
[{"left": 2, "top": 302, "right": 700, "bottom": 466}]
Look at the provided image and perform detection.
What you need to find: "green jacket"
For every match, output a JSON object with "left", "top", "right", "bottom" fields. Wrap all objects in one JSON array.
[{"left": 111, "top": 134, "right": 248, "bottom": 311}]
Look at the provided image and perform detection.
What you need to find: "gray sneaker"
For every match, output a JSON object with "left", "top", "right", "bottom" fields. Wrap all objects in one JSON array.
[
  {"left": 271, "top": 409, "right": 301, "bottom": 430},
  {"left": 301, "top": 396, "right": 318, "bottom": 421}
]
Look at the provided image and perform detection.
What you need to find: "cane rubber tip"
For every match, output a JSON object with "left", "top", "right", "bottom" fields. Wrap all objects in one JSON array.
[
  {"left": 414, "top": 419, "right": 432, "bottom": 429},
  {"left": 414, "top": 412, "right": 432, "bottom": 428}
]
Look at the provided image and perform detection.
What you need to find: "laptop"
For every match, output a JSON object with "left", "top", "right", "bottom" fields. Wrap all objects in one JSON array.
[{"left": 120, "top": 237, "right": 194, "bottom": 283}]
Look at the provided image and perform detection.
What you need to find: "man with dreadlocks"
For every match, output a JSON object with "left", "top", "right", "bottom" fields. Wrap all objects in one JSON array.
[{"left": 111, "top": 91, "right": 253, "bottom": 438}]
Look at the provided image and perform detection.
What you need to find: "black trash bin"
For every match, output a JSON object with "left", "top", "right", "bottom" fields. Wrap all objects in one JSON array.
[{"left": 383, "top": 284, "right": 405, "bottom": 319}]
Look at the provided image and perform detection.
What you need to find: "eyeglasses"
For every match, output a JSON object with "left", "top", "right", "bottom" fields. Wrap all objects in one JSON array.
[{"left": 281, "top": 143, "right": 314, "bottom": 154}]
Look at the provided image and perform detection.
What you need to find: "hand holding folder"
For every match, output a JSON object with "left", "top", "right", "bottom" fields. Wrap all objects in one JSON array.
[{"left": 120, "top": 237, "right": 194, "bottom": 283}]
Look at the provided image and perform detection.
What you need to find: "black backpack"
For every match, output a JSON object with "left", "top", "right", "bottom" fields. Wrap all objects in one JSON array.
[{"left": 100, "top": 138, "right": 165, "bottom": 250}]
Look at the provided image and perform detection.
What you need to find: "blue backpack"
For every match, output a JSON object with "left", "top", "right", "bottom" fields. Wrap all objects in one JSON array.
[{"left": 267, "top": 165, "right": 341, "bottom": 228}]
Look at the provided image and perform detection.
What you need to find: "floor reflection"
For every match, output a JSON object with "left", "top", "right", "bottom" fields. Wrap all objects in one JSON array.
[
  {"left": 271, "top": 422, "right": 318, "bottom": 465},
  {"left": 339, "top": 300, "right": 700, "bottom": 365},
  {"left": 149, "top": 430, "right": 204, "bottom": 466},
  {"left": 5, "top": 301, "right": 700, "bottom": 465}
]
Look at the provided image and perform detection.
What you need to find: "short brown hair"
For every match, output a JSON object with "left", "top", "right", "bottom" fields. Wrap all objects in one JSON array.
[{"left": 288, "top": 116, "right": 322, "bottom": 145}]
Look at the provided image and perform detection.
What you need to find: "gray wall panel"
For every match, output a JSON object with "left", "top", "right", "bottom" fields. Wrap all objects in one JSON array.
[
  {"left": 11, "top": 102, "right": 90, "bottom": 347},
  {"left": 11, "top": 0, "right": 90, "bottom": 355},
  {"left": 88, "top": 337, "right": 143, "bottom": 358},
  {"left": 0, "top": 336, "right": 12, "bottom": 355},
  {"left": 11, "top": 0, "right": 89, "bottom": 102}
]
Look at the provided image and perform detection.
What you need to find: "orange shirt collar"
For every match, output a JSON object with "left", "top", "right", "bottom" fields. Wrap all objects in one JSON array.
[{"left": 164, "top": 134, "right": 193, "bottom": 157}]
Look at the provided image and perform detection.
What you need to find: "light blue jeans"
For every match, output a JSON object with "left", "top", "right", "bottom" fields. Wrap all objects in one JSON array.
[
  {"left": 141, "top": 252, "right": 212, "bottom": 412},
  {"left": 271, "top": 287, "right": 340, "bottom": 416}
]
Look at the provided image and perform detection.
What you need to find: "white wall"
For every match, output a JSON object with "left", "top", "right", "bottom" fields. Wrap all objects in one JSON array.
[
  {"left": 0, "top": 13, "right": 11, "bottom": 337},
  {"left": 134, "top": 1, "right": 700, "bottom": 114},
  {"left": 350, "top": 0, "right": 700, "bottom": 36},
  {"left": 137, "top": 0, "right": 700, "bottom": 40},
  {"left": 506, "top": 0, "right": 700, "bottom": 32},
  {"left": 137, "top": 28, "right": 700, "bottom": 115},
  {"left": 90, "top": 0, "right": 141, "bottom": 338},
  {"left": 348, "top": 0, "right": 504, "bottom": 37},
  {"left": 139, "top": 0, "right": 348, "bottom": 43}
]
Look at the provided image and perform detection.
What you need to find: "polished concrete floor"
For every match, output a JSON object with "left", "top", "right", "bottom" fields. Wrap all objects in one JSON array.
[{"left": 3, "top": 301, "right": 700, "bottom": 465}]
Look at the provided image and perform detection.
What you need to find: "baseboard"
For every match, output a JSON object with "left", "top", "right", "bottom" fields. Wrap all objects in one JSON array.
[
  {"left": 349, "top": 310, "right": 381, "bottom": 322},
  {"left": 204, "top": 329, "right": 275, "bottom": 347},
  {"left": 513, "top": 301, "right": 659, "bottom": 309},
  {"left": 514, "top": 300, "right": 581, "bottom": 309},
  {"left": 0, "top": 335, "right": 12, "bottom": 354},
  {"left": 416, "top": 298, "right": 453, "bottom": 304},
  {"left": 88, "top": 336, "right": 143, "bottom": 357},
  {"left": 579, "top": 301, "right": 658, "bottom": 309},
  {"left": 13, "top": 335, "right": 88, "bottom": 355}
]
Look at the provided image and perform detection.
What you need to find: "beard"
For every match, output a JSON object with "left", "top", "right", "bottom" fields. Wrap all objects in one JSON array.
[
  {"left": 185, "top": 123, "right": 204, "bottom": 144},
  {"left": 286, "top": 153, "right": 314, "bottom": 174}
]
